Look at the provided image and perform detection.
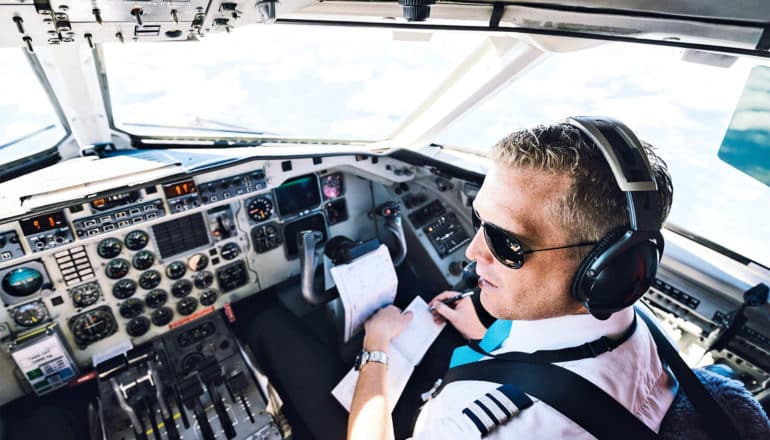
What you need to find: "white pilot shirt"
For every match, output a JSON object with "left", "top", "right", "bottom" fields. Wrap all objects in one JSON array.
[{"left": 409, "top": 307, "right": 676, "bottom": 439}]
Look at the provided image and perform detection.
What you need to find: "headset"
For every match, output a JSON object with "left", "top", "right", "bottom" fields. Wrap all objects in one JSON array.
[{"left": 566, "top": 117, "right": 665, "bottom": 320}]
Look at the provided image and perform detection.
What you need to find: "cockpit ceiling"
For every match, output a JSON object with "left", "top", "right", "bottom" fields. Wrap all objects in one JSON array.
[{"left": 0, "top": 1, "right": 769, "bottom": 56}]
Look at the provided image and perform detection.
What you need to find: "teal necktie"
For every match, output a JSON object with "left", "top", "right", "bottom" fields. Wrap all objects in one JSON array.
[{"left": 449, "top": 319, "right": 512, "bottom": 368}]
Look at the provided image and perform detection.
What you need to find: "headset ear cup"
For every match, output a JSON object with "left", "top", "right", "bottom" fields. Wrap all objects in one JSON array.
[
  {"left": 573, "top": 228, "right": 660, "bottom": 319},
  {"left": 571, "top": 228, "right": 626, "bottom": 306}
]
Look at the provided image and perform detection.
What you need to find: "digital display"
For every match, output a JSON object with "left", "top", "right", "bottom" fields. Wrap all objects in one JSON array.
[
  {"left": 163, "top": 180, "right": 197, "bottom": 199},
  {"left": 91, "top": 191, "right": 140, "bottom": 211},
  {"left": 20, "top": 211, "right": 66, "bottom": 235},
  {"left": 283, "top": 213, "right": 328, "bottom": 258},
  {"left": 274, "top": 174, "right": 321, "bottom": 218}
]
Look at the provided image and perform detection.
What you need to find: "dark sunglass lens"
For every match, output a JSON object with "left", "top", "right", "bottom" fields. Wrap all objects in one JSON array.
[
  {"left": 472, "top": 209, "right": 481, "bottom": 231},
  {"left": 484, "top": 224, "right": 524, "bottom": 268}
]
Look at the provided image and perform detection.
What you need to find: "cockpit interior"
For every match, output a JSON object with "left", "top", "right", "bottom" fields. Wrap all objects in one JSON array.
[{"left": 0, "top": 1, "right": 769, "bottom": 439}]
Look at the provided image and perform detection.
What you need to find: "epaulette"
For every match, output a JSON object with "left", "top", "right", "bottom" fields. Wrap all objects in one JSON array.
[{"left": 461, "top": 384, "right": 534, "bottom": 437}]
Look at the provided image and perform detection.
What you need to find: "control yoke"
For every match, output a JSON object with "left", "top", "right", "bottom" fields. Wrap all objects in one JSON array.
[
  {"left": 298, "top": 230, "right": 332, "bottom": 305},
  {"left": 297, "top": 201, "right": 407, "bottom": 305},
  {"left": 371, "top": 200, "right": 407, "bottom": 267}
]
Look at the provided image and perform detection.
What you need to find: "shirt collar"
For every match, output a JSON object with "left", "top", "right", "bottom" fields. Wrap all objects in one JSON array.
[{"left": 496, "top": 306, "right": 635, "bottom": 354}]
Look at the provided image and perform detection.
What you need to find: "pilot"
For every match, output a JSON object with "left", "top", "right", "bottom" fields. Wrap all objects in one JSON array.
[
  {"left": 347, "top": 120, "right": 676, "bottom": 439},
  {"left": 248, "top": 118, "right": 679, "bottom": 439}
]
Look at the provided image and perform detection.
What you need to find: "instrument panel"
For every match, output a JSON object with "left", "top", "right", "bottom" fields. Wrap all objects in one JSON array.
[{"left": 0, "top": 153, "right": 473, "bottom": 403}]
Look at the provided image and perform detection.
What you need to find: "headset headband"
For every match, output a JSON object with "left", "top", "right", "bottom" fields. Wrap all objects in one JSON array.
[{"left": 566, "top": 116, "right": 661, "bottom": 233}]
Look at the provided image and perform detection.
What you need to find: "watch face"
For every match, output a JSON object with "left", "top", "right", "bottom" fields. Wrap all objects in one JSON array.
[{"left": 354, "top": 351, "right": 365, "bottom": 371}]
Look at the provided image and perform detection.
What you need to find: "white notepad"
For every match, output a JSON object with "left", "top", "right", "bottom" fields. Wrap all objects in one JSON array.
[
  {"left": 331, "top": 296, "right": 446, "bottom": 412},
  {"left": 330, "top": 244, "right": 399, "bottom": 343}
]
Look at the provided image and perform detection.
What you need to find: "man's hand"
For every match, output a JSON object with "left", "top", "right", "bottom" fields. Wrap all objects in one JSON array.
[
  {"left": 348, "top": 306, "right": 412, "bottom": 440},
  {"left": 430, "top": 291, "right": 487, "bottom": 340},
  {"left": 363, "top": 305, "right": 413, "bottom": 351}
]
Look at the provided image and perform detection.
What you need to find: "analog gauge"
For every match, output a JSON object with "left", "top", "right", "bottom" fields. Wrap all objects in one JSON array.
[
  {"left": 247, "top": 197, "right": 274, "bottom": 222},
  {"left": 124, "top": 230, "right": 149, "bottom": 251},
  {"left": 251, "top": 223, "right": 282, "bottom": 254},
  {"left": 2, "top": 267, "right": 44, "bottom": 297},
  {"left": 112, "top": 279, "right": 137, "bottom": 299},
  {"left": 119, "top": 298, "right": 144, "bottom": 319},
  {"left": 12, "top": 301, "right": 48, "bottom": 327},
  {"left": 176, "top": 296, "right": 198, "bottom": 316},
  {"left": 193, "top": 271, "right": 214, "bottom": 290},
  {"left": 105, "top": 258, "right": 130, "bottom": 279},
  {"left": 199, "top": 289, "right": 218, "bottom": 306},
  {"left": 70, "top": 282, "right": 101, "bottom": 308},
  {"left": 321, "top": 173, "right": 344, "bottom": 199},
  {"left": 138, "top": 270, "right": 162, "bottom": 290},
  {"left": 145, "top": 289, "right": 168, "bottom": 308},
  {"left": 171, "top": 279, "right": 193, "bottom": 298},
  {"left": 69, "top": 307, "right": 117, "bottom": 346},
  {"left": 165, "top": 261, "right": 186, "bottom": 280},
  {"left": 132, "top": 250, "right": 155, "bottom": 270},
  {"left": 150, "top": 307, "right": 174, "bottom": 326},
  {"left": 187, "top": 253, "right": 209, "bottom": 272},
  {"left": 97, "top": 237, "right": 122, "bottom": 259},
  {"left": 220, "top": 242, "right": 240, "bottom": 261},
  {"left": 125, "top": 316, "right": 150, "bottom": 337}
]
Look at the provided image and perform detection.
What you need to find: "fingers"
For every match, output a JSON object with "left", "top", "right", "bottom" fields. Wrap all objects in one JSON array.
[
  {"left": 432, "top": 301, "right": 457, "bottom": 323},
  {"left": 431, "top": 290, "right": 460, "bottom": 304}
]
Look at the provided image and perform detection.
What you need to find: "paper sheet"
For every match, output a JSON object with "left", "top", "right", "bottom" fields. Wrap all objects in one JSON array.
[
  {"left": 331, "top": 345, "right": 412, "bottom": 413},
  {"left": 330, "top": 245, "right": 398, "bottom": 342},
  {"left": 391, "top": 296, "right": 446, "bottom": 366},
  {"left": 331, "top": 296, "right": 445, "bottom": 413}
]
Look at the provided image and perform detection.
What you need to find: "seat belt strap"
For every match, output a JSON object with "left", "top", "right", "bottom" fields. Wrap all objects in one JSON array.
[
  {"left": 442, "top": 359, "right": 658, "bottom": 440},
  {"left": 636, "top": 306, "right": 741, "bottom": 440}
]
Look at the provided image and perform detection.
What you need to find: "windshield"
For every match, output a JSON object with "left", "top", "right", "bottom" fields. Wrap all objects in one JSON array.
[
  {"left": 0, "top": 48, "right": 65, "bottom": 167},
  {"left": 436, "top": 42, "right": 770, "bottom": 268},
  {"left": 103, "top": 25, "right": 483, "bottom": 141}
]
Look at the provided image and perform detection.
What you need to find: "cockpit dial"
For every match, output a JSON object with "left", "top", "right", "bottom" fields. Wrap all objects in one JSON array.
[
  {"left": 187, "top": 253, "right": 209, "bottom": 272},
  {"left": 132, "top": 250, "right": 155, "bottom": 270},
  {"left": 124, "top": 230, "right": 149, "bottom": 251},
  {"left": 2, "top": 267, "right": 44, "bottom": 297},
  {"left": 145, "top": 289, "right": 168, "bottom": 308},
  {"left": 70, "top": 282, "right": 101, "bottom": 308},
  {"left": 119, "top": 298, "right": 145, "bottom": 319},
  {"left": 176, "top": 296, "right": 198, "bottom": 316},
  {"left": 193, "top": 271, "right": 214, "bottom": 289},
  {"left": 150, "top": 307, "right": 174, "bottom": 326},
  {"left": 12, "top": 301, "right": 48, "bottom": 327},
  {"left": 171, "top": 279, "right": 193, "bottom": 298},
  {"left": 138, "top": 270, "right": 162, "bottom": 290},
  {"left": 105, "top": 259, "right": 130, "bottom": 279},
  {"left": 165, "top": 261, "right": 186, "bottom": 280},
  {"left": 97, "top": 238, "right": 122, "bottom": 259},
  {"left": 247, "top": 196, "right": 274, "bottom": 222},
  {"left": 125, "top": 316, "right": 151, "bottom": 337},
  {"left": 69, "top": 306, "right": 117, "bottom": 346},
  {"left": 112, "top": 279, "right": 137, "bottom": 299},
  {"left": 199, "top": 289, "right": 218, "bottom": 306}
]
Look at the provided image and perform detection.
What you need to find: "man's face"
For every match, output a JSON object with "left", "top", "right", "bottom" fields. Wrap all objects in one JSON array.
[{"left": 466, "top": 163, "right": 585, "bottom": 320}]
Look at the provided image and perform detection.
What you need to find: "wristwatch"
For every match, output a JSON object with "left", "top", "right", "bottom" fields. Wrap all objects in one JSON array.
[{"left": 354, "top": 350, "right": 388, "bottom": 371}]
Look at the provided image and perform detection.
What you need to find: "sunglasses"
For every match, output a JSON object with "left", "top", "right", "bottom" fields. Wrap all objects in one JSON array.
[{"left": 472, "top": 208, "right": 597, "bottom": 269}]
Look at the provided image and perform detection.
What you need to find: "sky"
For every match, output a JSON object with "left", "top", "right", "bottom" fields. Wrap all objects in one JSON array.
[{"left": 0, "top": 26, "right": 768, "bottom": 267}]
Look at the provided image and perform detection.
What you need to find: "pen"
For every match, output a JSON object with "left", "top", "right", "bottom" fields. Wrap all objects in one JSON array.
[{"left": 429, "top": 290, "right": 474, "bottom": 311}]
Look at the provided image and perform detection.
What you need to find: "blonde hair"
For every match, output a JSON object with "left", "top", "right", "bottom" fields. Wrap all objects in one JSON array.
[{"left": 490, "top": 123, "right": 673, "bottom": 258}]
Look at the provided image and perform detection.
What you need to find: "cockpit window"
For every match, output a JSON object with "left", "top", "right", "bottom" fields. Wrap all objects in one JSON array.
[
  {"left": 102, "top": 25, "right": 483, "bottom": 141},
  {"left": 436, "top": 42, "right": 770, "bottom": 267},
  {"left": 0, "top": 48, "right": 65, "bottom": 167}
]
